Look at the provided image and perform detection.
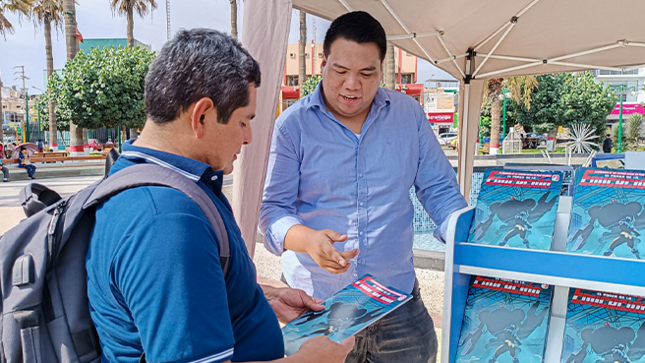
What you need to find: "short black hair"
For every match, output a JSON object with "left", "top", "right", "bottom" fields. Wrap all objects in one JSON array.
[
  {"left": 323, "top": 11, "right": 387, "bottom": 61},
  {"left": 145, "top": 28, "right": 261, "bottom": 124}
]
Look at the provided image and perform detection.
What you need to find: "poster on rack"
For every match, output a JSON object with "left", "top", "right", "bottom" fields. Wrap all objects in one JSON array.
[
  {"left": 561, "top": 288, "right": 645, "bottom": 363},
  {"left": 566, "top": 168, "right": 645, "bottom": 260},
  {"left": 455, "top": 275, "right": 553, "bottom": 363},
  {"left": 281, "top": 275, "right": 411, "bottom": 356},
  {"left": 468, "top": 169, "right": 563, "bottom": 250}
]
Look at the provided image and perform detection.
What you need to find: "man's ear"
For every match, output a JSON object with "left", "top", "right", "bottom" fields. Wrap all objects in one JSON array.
[
  {"left": 321, "top": 54, "right": 327, "bottom": 70},
  {"left": 189, "top": 97, "right": 216, "bottom": 139}
]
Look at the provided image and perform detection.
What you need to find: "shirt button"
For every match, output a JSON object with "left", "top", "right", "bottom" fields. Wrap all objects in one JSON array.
[
  {"left": 359, "top": 231, "right": 364, "bottom": 236},
  {"left": 359, "top": 202, "right": 364, "bottom": 206},
  {"left": 211, "top": 175, "right": 218, "bottom": 181},
  {"left": 359, "top": 173, "right": 363, "bottom": 178}
]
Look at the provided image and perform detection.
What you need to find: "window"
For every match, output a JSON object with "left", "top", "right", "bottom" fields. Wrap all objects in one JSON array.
[
  {"left": 286, "top": 76, "right": 299, "bottom": 86},
  {"left": 597, "top": 69, "right": 639, "bottom": 76},
  {"left": 400, "top": 74, "right": 413, "bottom": 84}
]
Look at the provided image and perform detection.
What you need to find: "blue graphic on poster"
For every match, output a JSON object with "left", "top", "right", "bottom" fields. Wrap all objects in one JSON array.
[
  {"left": 282, "top": 275, "right": 411, "bottom": 356},
  {"left": 468, "top": 169, "right": 563, "bottom": 250},
  {"left": 567, "top": 168, "right": 645, "bottom": 260},
  {"left": 561, "top": 288, "right": 645, "bottom": 363},
  {"left": 456, "top": 275, "right": 553, "bottom": 363}
]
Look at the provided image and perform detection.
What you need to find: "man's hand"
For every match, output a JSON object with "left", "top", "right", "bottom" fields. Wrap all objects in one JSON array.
[
  {"left": 262, "top": 285, "right": 324, "bottom": 324},
  {"left": 285, "top": 225, "right": 359, "bottom": 274},
  {"left": 290, "top": 336, "right": 354, "bottom": 363}
]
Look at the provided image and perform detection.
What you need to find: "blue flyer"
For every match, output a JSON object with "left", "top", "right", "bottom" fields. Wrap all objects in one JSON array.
[
  {"left": 469, "top": 169, "right": 563, "bottom": 250},
  {"left": 282, "top": 274, "right": 411, "bottom": 356},
  {"left": 567, "top": 168, "right": 645, "bottom": 260}
]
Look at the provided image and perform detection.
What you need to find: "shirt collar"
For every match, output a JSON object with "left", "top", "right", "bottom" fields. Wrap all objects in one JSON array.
[
  {"left": 118, "top": 139, "right": 224, "bottom": 194},
  {"left": 306, "top": 82, "right": 391, "bottom": 112}
]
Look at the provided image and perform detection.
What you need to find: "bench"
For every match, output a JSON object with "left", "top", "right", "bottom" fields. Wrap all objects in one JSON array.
[
  {"left": 33, "top": 152, "right": 69, "bottom": 158},
  {"left": 2, "top": 156, "right": 106, "bottom": 165}
]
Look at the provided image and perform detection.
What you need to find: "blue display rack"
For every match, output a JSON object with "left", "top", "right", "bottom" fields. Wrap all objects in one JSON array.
[{"left": 441, "top": 196, "right": 645, "bottom": 363}]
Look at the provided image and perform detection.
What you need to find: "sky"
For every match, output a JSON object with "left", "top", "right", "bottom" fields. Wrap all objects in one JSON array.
[{"left": 0, "top": 0, "right": 453, "bottom": 94}]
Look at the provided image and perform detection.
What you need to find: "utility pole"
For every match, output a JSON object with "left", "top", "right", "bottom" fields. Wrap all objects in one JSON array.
[
  {"left": 166, "top": 0, "right": 171, "bottom": 41},
  {"left": 14, "top": 66, "right": 29, "bottom": 143}
]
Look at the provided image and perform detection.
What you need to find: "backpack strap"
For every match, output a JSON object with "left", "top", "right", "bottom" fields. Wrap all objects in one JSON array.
[
  {"left": 83, "top": 163, "right": 230, "bottom": 276},
  {"left": 19, "top": 183, "right": 63, "bottom": 217}
]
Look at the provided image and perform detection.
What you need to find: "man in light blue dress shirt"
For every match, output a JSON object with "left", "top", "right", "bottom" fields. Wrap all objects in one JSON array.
[{"left": 260, "top": 11, "right": 467, "bottom": 363}]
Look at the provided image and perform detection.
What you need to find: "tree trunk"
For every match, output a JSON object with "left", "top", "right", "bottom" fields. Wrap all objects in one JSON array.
[
  {"left": 230, "top": 0, "right": 237, "bottom": 39},
  {"left": 127, "top": 6, "right": 134, "bottom": 47},
  {"left": 44, "top": 18, "right": 57, "bottom": 150},
  {"left": 299, "top": 11, "right": 306, "bottom": 98},
  {"left": 488, "top": 78, "right": 504, "bottom": 155},
  {"left": 384, "top": 42, "right": 395, "bottom": 90},
  {"left": 63, "top": 0, "right": 84, "bottom": 155}
]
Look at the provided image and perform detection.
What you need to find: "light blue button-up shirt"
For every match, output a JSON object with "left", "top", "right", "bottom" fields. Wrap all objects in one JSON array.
[{"left": 259, "top": 84, "right": 466, "bottom": 299}]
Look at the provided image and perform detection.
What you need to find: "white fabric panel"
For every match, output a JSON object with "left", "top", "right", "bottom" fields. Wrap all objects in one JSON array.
[
  {"left": 457, "top": 80, "right": 484, "bottom": 204},
  {"left": 234, "top": 0, "right": 293, "bottom": 258}
]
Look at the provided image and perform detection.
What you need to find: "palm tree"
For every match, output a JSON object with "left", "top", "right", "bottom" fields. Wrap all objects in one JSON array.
[
  {"left": 111, "top": 0, "right": 156, "bottom": 142},
  {"left": 229, "top": 0, "right": 236, "bottom": 39},
  {"left": 485, "top": 76, "right": 539, "bottom": 154},
  {"left": 62, "top": 0, "right": 84, "bottom": 155},
  {"left": 110, "top": 0, "right": 157, "bottom": 47},
  {"left": 33, "top": 0, "right": 62, "bottom": 149},
  {"left": 298, "top": 10, "right": 306, "bottom": 98},
  {"left": 383, "top": 43, "right": 395, "bottom": 90},
  {"left": 0, "top": 0, "right": 34, "bottom": 146}
]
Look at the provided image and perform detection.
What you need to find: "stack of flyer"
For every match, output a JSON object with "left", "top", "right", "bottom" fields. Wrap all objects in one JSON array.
[
  {"left": 281, "top": 274, "right": 411, "bottom": 356},
  {"left": 468, "top": 169, "right": 563, "bottom": 250},
  {"left": 560, "top": 288, "right": 645, "bottom": 363},
  {"left": 456, "top": 275, "right": 553, "bottom": 363},
  {"left": 566, "top": 168, "right": 645, "bottom": 260}
]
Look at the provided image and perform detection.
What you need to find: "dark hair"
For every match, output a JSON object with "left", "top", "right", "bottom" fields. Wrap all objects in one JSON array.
[
  {"left": 323, "top": 11, "right": 387, "bottom": 61},
  {"left": 145, "top": 28, "right": 261, "bottom": 124}
]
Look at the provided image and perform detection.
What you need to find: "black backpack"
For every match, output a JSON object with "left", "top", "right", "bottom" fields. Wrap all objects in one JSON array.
[{"left": 0, "top": 162, "right": 231, "bottom": 363}]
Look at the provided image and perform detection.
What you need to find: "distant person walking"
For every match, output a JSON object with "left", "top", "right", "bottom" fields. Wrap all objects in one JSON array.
[
  {"left": 0, "top": 159, "right": 8, "bottom": 182},
  {"left": 603, "top": 134, "right": 613, "bottom": 153},
  {"left": 18, "top": 147, "right": 36, "bottom": 179}
]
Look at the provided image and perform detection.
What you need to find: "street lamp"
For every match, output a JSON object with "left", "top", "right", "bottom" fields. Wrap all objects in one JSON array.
[
  {"left": 498, "top": 88, "right": 512, "bottom": 140},
  {"left": 613, "top": 83, "right": 638, "bottom": 153}
]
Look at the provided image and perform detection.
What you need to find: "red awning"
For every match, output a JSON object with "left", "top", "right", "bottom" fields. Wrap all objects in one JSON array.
[
  {"left": 395, "top": 83, "right": 423, "bottom": 96},
  {"left": 427, "top": 112, "right": 454, "bottom": 123},
  {"left": 281, "top": 86, "right": 300, "bottom": 99}
]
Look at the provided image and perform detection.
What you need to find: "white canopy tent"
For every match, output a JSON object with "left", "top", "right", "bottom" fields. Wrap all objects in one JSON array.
[{"left": 235, "top": 0, "right": 645, "bottom": 256}]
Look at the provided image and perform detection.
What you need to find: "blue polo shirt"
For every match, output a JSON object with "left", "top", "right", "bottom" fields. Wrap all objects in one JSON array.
[{"left": 87, "top": 140, "right": 284, "bottom": 363}]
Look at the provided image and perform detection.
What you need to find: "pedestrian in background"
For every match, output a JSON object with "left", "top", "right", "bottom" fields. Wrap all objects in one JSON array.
[
  {"left": 603, "top": 134, "right": 613, "bottom": 153},
  {"left": 0, "top": 158, "right": 9, "bottom": 182}
]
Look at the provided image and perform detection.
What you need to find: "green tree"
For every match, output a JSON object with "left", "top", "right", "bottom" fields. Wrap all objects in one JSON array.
[
  {"left": 110, "top": 0, "right": 157, "bottom": 47},
  {"left": 514, "top": 72, "right": 616, "bottom": 137},
  {"left": 611, "top": 113, "right": 642, "bottom": 152},
  {"left": 48, "top": 46, "right": 155, "bottom": 132},
  {"left": 0, "top": 0, "right": 34, "bottom": 144},
  {"left": 36, "top": 72, "right": 71, "bottom": 147},
  {"left": 301, "top": 74, "right": 322, "bottom": 98},
  {"left": 33, "top": 0, "right": 63, "bottom": 147},
  {"left": 561, "top": 72, "right": 616, "bottom": 134}
]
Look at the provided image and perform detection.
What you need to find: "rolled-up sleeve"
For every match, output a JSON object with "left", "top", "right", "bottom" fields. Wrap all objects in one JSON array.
[
  {"left": 259, "top": 120, "right": 304, "bottom": 256},
  {"left": 413, "top": 105, "right": 467, "bottom": 242}
]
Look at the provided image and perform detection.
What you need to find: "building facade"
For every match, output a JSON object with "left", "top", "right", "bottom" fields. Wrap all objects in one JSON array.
[{"left": 594, "top": 68, "right": 645, "bottom": 124}]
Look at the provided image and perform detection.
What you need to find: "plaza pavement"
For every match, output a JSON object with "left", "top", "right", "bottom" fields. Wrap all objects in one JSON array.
[{"left": 0, "top": 175, "right": 446, "bottom": 356}]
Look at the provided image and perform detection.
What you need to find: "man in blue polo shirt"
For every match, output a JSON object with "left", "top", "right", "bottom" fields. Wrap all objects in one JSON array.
[{"left": 87, "top": 29, "right": 353, "bottom": 363}]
